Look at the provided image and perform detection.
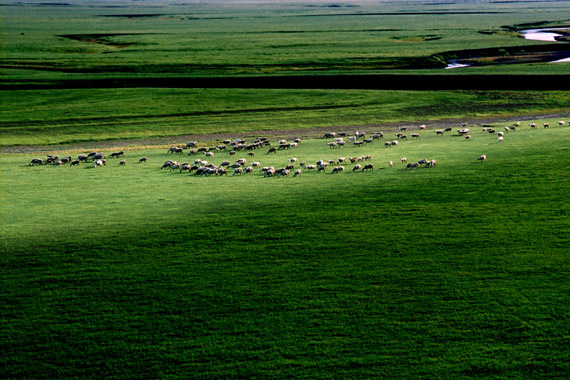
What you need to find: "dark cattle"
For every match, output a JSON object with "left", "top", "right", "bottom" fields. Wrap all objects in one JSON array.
[
  {"left": 138, "top": 157, "right": 147, "bottom": 163},
  {"left": 267, "top": 147, "right": 277, "bottom": 154},
  {"left": 109, "top": 151, "right": 124, "bottom": 158},
  {"left": 362, "top": 164, "right": 374, "bottom": 171}
]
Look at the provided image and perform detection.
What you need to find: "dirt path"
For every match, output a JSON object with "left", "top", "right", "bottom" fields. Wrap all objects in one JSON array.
[{"left": 2, "top": 112, "right": 567, "bottom": 154}]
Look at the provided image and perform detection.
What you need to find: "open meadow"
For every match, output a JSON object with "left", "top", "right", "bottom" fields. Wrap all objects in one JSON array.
[
  {"left": 1, "top": 0, "right": 570, "bottom": 379},
  {"left": 2, "top": 119, "right": 570, "bottom": 379}
]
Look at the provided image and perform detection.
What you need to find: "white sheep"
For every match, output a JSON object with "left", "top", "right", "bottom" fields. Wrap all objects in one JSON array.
[
  {"left": 389, "top": 161, "right": 393, "bottom": 167},
  {"left": 498, "top": 136, "right": 504, "bottom": 142},
  {"left": 400, "top": 157, "right": 407, "bottom": 163}
]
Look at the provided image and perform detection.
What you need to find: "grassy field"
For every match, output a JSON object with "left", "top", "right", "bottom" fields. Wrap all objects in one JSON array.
[
  {"left": 2, "top": 1, "right": 570, "bottom": 378},
  {"left": 2, "top": 119, "right": 569, "bottom": 379},
  {"left": 2, "top": 88, "right": 570, "bottom": 147},
  {"left": 2, "top": 0, "right": 570, "bottom": 82}
]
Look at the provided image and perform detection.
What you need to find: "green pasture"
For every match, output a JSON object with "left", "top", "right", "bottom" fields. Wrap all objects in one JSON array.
[
  {"left": 1, "top": 0, "right": 570, "bottom": 81},
  {"left": 2, "top": 88, "right": 570, "bottom": 146},
  {"left": 2, "top": 120, "right": 569, "bottom": 379}
]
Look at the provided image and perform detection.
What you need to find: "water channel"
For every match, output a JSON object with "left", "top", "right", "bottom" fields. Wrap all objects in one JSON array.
[{"left": 445, "top": 27, "right": 570, "bottom": 69}]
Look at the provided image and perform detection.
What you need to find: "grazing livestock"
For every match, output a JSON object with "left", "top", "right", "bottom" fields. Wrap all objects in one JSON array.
[
  {"left": 267, "top": 147, "right": 277, "bottom": 154},
  {"left": 372, "top": 133, "right": 384, "bottom": 139},
  {"left": 458, "top": 128, "right": 469, "bottom": 136},
  {"left": 384, "top": 142, "right": 392, "bottom": 147},
  {"left": 444, "top": 127, "right": 453, "bottom": 133},
  {"left": 289, "top": 157, "right": 298, "bottom": 163},
  {"left": 220, "top": 161, "right": 230, "bottom": 167},
  {"left": 276, "top": 168, "right": 290, "bottom": 178},
  {"left": 497, "top": 132, "right": 504, "bottom": 137},
  {"left": 185, "top": 141, "right": 198, "bottom": 148},
  {"left": 29, "top": 158, "right": 44, "bottom": 166},
  {"left": 558, "top": 121, "right": 565, "bottom": 126},
  {"left": 323, "top": 132, "right": 336, "bottom": 139},
  {"left": 251, "top": 161, "right": 261, "bottom": 167},
  {"left": 498, "top": 136, "right": 504, "bottom": 142},
  {"left": 389, "top": 161, "right": 393, "bottom": 167},
  {"left": 465, "top": 135, "right": 471, "bottom": 140},
  {"left": 529, "top": 123, "right": 537, "bottom": 129},
  {"left": 401, "top": 157, "right": 407, "bottom": 163},
  {"left": 332, "top": 166, "right": 345, "bottom": 174},
  {"left": 487, "top": 129, "right": 496, "bottom": 135},
  {"left": 109, "top": 151, "right": 124, "bottom": 158},
  {"left": 138, "top": 157, "right": 147, "bottom": 163},
  {"left": 411, "top": 133, "right": 420, "bottom": 139},
  {"left": 70, "top": 159, "right": 80, "bottom": 166},
  {"left": 244, "top": 167, "right": 254, "bottom": 174},
  {"left": 233, "top": 167, "right": 243, "bottom": 176},
  {"left": 362, "top": 164, "right": 374, "bottom": 171},
  {"left": 187, "top": 149, "right": 198, "bottom": 156},
  {"left": 170, "top": 163, "right": 181, "bottom": 171},
  {"left": 77, "top": 154, "right": 88, "bottom": 162},
  {"left": 317, "top": 165, "right": 327, "bottom": 173},
  {"left": 92, "top": 153, "right": 104, "bottom": 161},
  {"left": 247, "top": 152, "right": 255, "bottom": 157},
  {"left": 167, "top": 147, "right": 183, "bottom": 154},
  {"left": 305, "top": 165, "right": 316, "bottom": 171},
  {"left": 293, "top": 169, "right": 302, "bottom": 177},
  {"left": 391, "top": 140, "right": 399, "bottom": 146},
  {"left": 93, "top": 159, "right": 106, "bottom": 167},
  {"left": 435, "top": 130, "right": 444, "bottom": 136},
  {"left": 543, "top": 123, "right": 550, "bottom": 128},
  {"left": 406, "top": 162, "right": 419, "bottom": 170},
  {"left": 419, "top": 125, "right": 427, "bottom": 130},
  {"left": 118, "top": 160, "right": 126, "bottom": 166},
  {"left": 477, "top": 154, "right": 487, "bottom": 161},
  {"left": 328, "top": 142, "right": 338, "bottom": 149},
  {"left": 399, "top": 126, "right": 407, "bottom": 132},
  {"left": 504, "top": 127, "right": 510, "bottom": 133},
  {"left": 205, "top": 152, "right": 215, "bottom": 158}
]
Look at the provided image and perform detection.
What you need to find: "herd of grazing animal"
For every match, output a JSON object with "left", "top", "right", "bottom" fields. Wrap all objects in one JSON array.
[{"left": 27, "top": 119, "right": 568, "bottom": 174}]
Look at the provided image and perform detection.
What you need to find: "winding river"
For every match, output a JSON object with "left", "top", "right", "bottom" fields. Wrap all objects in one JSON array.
[{"left": 446, "top": 27, "right": 570, "bottom": 69}]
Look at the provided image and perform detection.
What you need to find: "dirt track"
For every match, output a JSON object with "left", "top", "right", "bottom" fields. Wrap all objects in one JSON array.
[{"left": 2, "top": 112, "right": 568, "bottom": 154}]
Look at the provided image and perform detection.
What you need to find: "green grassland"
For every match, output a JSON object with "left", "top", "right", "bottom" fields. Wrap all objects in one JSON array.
[
  {"left": 2, "top": 0, "right": 570, "bottom": 82},
  {"left": 2, "top": 120, "right": 569, "bottom": 379},
  {"left": 2, "top": 1, "right": 570, "bottom": 379},
  {"left": 2, "top": 88, "right": 570, "bottom": 146}
]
